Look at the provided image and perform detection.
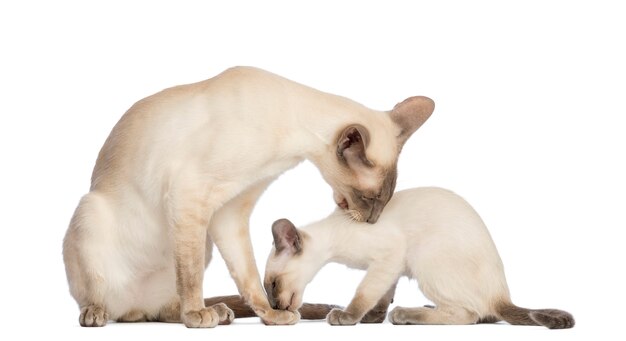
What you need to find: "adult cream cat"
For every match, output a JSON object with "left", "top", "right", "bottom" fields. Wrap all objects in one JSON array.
[
  {"left": 265, "top": 187, "right": 575, "bottom": 329},
  {"left": 63, "top": 66, "right": 434, "bottom": 327}
]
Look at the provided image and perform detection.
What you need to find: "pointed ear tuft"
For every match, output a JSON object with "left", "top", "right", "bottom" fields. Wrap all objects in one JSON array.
[
  {"left": 271, "top": 218, "right": 302, "bottom": 254},
  {"left": 336, "top": 124, "right": 373, "bottom": 170},
  {"left": 390, "top": 96, "right": 435, "bottom": 146}
]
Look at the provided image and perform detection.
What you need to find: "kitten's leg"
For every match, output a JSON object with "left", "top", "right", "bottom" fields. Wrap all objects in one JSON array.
[
  {"left": 360, "top": 281, "right": 397, "bottom": 323},
  {"left": 63, "top": 193, "right": 110, "bottom": 327},
  {"left": 327, "top": 262, "right": 402, "bottom": 326},
  {"left": 389, "top": 306, "right": 479, "bottom": 325},
  {"left": 209, "top": 179, "right": 299, "bottom": 325}
]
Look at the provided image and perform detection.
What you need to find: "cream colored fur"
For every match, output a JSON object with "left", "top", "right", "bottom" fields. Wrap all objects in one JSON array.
[
  {"left": 265, "top": 187, "right": 574, "bottom": 328},
  {"left": 63, "top": 66, "right": 433, "bottom": 327}
]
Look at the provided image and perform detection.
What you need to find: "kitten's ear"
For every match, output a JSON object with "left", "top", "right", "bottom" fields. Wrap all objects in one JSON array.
[
  {"left": 390, "top": 96, "right": 435, "bottom": 146},
  {"left": 272, "top": 218, "right": 302, "bottom": 255},
  {"left": 337, "top": 124, "right": 373, "bottom": 170}
]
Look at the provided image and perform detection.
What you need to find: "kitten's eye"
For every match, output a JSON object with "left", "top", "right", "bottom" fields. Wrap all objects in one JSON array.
[
  {"left": 272, "top": 280, "right": 276, "bottom": 289},
  {"left": 361, "top": 195, "right": 374, "bottom": 201}
]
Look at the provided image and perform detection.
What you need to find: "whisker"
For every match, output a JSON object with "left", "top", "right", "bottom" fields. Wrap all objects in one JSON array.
[{"left": 346, "top": 209, "right": 363, "bottom": 222}]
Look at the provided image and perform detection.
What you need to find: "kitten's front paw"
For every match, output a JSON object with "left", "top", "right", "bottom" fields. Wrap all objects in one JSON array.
[
  {"left": 79, "top": 304, "right": 108, "bottom": 327},
  {"left": 260, "top": 309, "right": 300, "bottom": 325},
  {"left": 327, "top": 308, "right": 359, "bottom": 326},
  {"left": 209, "top": 303, "right": 235, "bottom": 325},
  {"left": 183, "top": 307, "right": 222, "bottom": 328}
]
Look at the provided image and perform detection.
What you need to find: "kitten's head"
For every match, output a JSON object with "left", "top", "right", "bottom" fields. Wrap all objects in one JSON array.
[
  {"left": 264, "top": 218, "right": 317, "bottom": 312},
  {"left": 323, "top": 96, "right": 434, "bottom": 223}
]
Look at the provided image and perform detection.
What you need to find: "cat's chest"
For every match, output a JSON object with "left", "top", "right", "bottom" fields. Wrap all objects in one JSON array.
[
  {"left": 255, "top": 156, "right": 303, "bottom": 180},
  {"left": 332, "top": 255, "right": 369, "bottom": 271}
]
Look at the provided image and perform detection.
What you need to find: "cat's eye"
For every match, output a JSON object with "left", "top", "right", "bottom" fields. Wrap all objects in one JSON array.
[{"left": 361, "top": 195, "right": 374, "bottom": 201}]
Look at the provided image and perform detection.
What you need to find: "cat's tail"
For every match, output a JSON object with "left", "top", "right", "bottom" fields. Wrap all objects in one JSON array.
[
  {"left": 204, "top": 295, "right": 340, "bottom": 320},
  {"left": 495, "top": 301, "right": 575, "bottom": 329}
]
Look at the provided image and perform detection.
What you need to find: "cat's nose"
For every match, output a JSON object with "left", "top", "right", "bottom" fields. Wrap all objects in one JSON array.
[{"left": 366, "top": 201, "right": 384, "bottom": 223}]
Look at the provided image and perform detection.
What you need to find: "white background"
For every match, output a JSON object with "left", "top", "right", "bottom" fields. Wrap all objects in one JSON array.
[{"left": 1, "top": 1, "right": 624, "bottom": 340}]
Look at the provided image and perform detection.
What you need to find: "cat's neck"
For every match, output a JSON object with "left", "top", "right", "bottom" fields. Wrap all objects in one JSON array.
[
  {"left": 303, "top": 212, "right": 375, "bottom": 269},
  {"left": 295, "top": 94, "right": 388, "bottom": 165}
]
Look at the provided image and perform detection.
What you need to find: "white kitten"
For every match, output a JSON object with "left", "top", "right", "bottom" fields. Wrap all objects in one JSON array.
[
  {"left": 63, "top": 66, "right": 434, "bottom": 327},
  {"left": 265, "top": 187, "right": 574, "bottom": 329}
]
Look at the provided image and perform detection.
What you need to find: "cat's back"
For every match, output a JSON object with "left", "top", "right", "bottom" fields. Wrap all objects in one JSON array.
[
  {"left": 382, "top": 187, "right": 492, "bottom": 239},
  {"left": 90, "top": 67, "right": 294, "bottom": 189}
]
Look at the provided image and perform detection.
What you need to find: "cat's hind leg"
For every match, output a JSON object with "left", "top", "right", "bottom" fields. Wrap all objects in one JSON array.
[
  {"left": 389, "top": 305, "right": 479, "bottom": 325},
  {"left": 63, "top": 192, "right": 113, "bottom": 327}
]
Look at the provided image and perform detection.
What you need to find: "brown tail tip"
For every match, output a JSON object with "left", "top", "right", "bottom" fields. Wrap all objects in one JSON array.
[
  {"left": 497, "top": 302, "right": 575, "bottom": 329},
  {"left": 529, "top": 310, "right": 575, "bottom": 329}
]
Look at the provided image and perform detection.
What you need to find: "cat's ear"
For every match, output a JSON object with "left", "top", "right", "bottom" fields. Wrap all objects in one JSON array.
[
  {"left": 337, "top": 124, "right": 373, "bottom": 171},
  {"left": 390, "top": 96, "right": 435, "bottom": 146},
  {"left": 272, "top": 218, "right": 302, "bottom": 255}
]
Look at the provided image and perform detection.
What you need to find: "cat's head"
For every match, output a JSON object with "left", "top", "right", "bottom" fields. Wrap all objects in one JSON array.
[
  {"left": 322, "top": 96, "right": 434, "bottom": 223},
  {"left": 264, "top": 218, "right": 318, "bottom": 312}
]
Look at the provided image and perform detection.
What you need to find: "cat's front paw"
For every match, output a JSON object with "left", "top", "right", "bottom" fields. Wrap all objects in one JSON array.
[
  {"left": 210, "top": 303, "right": 235, "bottom": 325},
  {"left": 79, "top": 304, "right": 108, "bottom": 327},
  {"left": 260, "top": 309, "right": 300, "bottom": 325},
  {"left": 327, "top": 308, "right": 359, "bottom": 326},
  {"left": 183, "top": 306, "right": 224, "bottom": 328}
]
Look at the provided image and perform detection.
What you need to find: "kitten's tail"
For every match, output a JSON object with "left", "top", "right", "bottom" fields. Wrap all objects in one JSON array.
[
  {"left": 495, "top": 301, "right": 575, "bottom": 329},
  {"left": 203, "top": 295, "right": 339, "bottom": 320}
]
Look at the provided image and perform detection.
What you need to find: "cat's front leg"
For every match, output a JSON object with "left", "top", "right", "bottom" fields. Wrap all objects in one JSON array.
[
  {"left": 209, "top": 179, "right": 299, "bottom": 325},
  {"left": 174, "top": 213, "right": 230, "bottom": 328},
  {"left": 328, "top": 262, "right": 402, "bottom": 326},
  {"left": 170, "top": 186, "right": 235, "bottom": 328}
]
